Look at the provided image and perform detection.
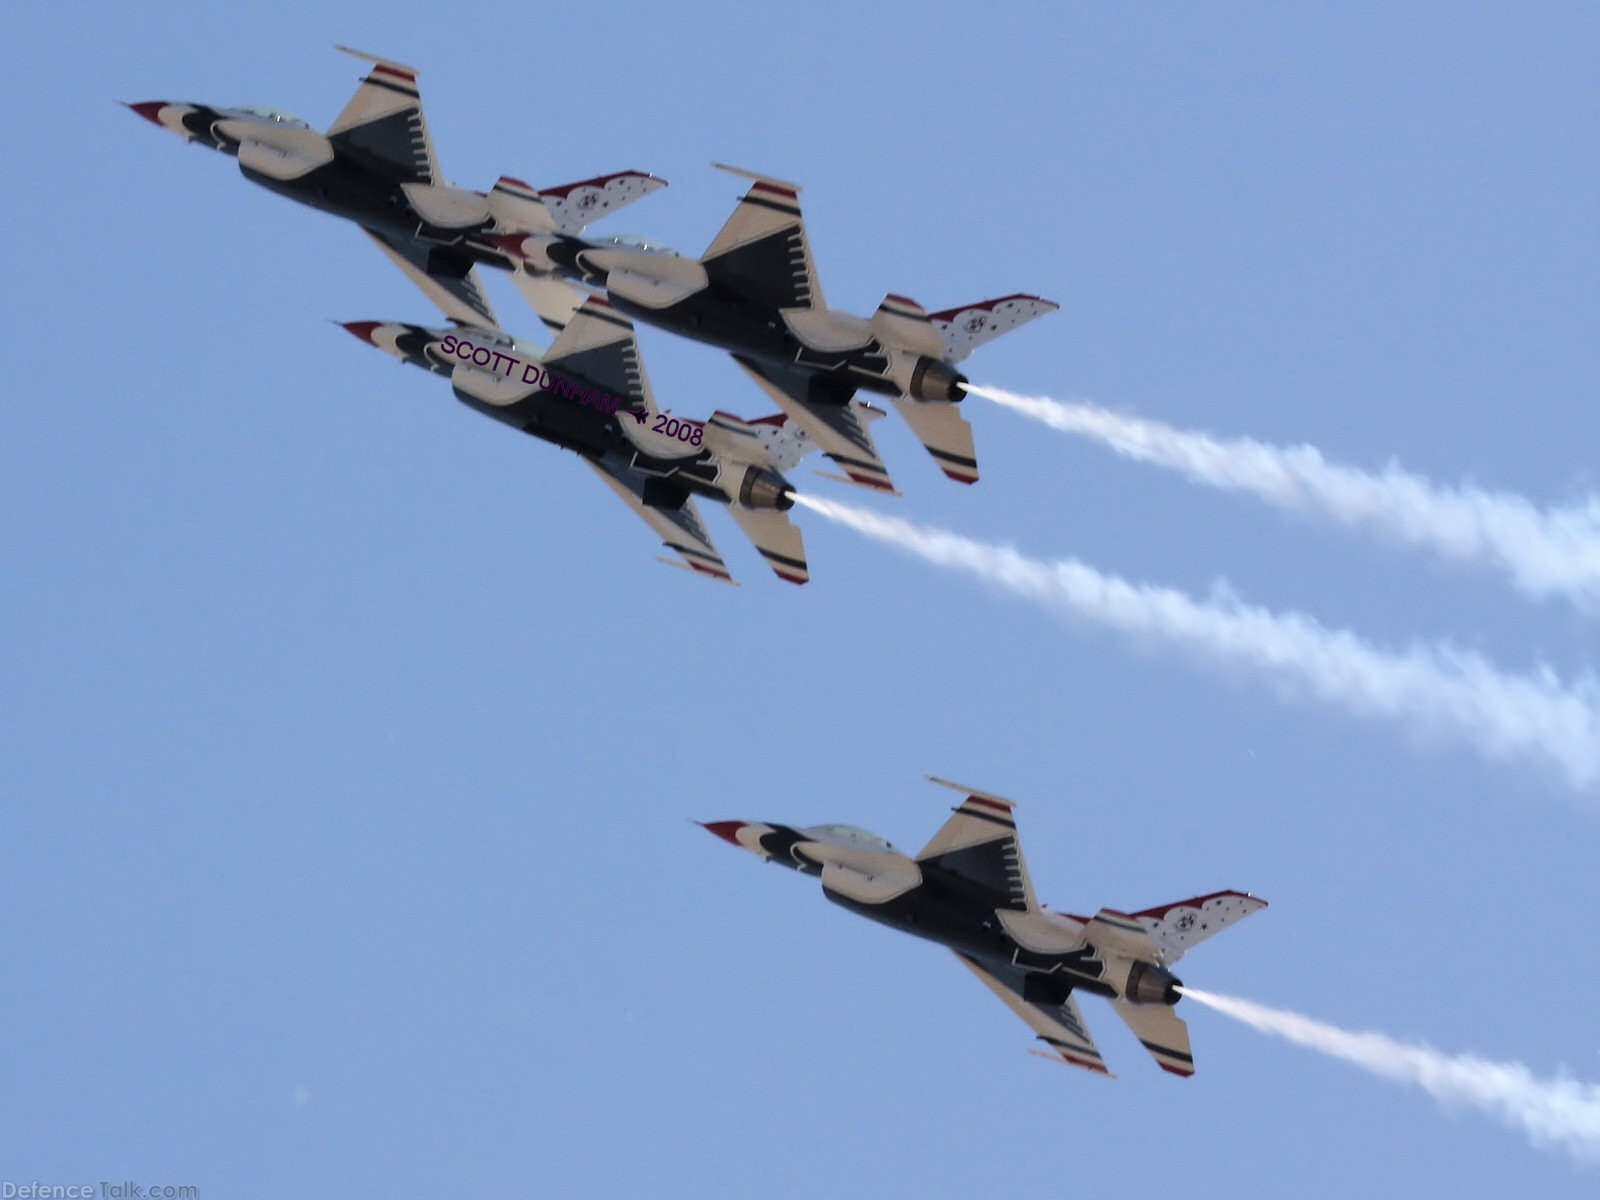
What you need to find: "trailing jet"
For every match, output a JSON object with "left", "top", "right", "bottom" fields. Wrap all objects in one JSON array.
[
  {"left": 343, "top": 295, "right": 835, "bottom": 584},
  {"left": 494, "top": 164, "right": 1059, "bottom": 493},
  {"left": 127, "top": 46, "right": 664, "bottom": 327},
  {"left": 702, "top": 777, "right": 1266, "bottom": 1076}
]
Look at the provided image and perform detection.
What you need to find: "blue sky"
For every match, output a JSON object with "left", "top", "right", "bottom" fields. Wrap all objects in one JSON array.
[{"left": 4, "top": 2, "right": 1597, "bottom": 1196}]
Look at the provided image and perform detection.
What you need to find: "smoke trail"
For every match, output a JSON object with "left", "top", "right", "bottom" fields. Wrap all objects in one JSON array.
[
  {"left": 1179, "top": 987, "right": 1600, "bottom": 1164},
  {"left": 966, "top": 384, "right": 1600, "bottom": 612},
  {"left": 792, "top": 494, "right": 1600, "bottom": 792}
]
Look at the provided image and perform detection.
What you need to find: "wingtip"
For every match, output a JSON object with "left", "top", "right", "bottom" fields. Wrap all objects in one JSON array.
[
  {"left": 333, "top": 44, "right": 420, "bottom": 77},
  {"left": 925, "top": 775, "right": 1015, "bottom": 810},
  {"left": 711, "top": 161, "right": 802, "bottom": 193}
]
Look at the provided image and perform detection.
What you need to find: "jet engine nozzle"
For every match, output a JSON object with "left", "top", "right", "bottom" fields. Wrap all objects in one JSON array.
[
  {"left": 1125, "top": 961, "right": 1183, "bottom": 1006},
  {"left": 908, "top": 357, "right": 968, "bottom": 404},
  {"left": 736, "top": 467, "right": 796, "bottom": 511}
]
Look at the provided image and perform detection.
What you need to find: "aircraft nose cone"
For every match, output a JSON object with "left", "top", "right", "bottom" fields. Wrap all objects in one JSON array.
[
  {"left": 340, "top": 321, "right": 383, "bottom": 346},
  {"left": 699, "top": 821, "right": 747, "bottom": 847},
  {"left": 125, "top": 101, "right": 169, "bottom": 127}
]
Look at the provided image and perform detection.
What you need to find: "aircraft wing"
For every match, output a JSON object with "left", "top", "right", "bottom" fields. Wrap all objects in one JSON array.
[
  {"left": 954, "top": 953, "right": 1112, "bottom": 1077},
  {"left": 328, "top": 47, "right": 439, "bottom": 184},
  {"left": 917, "top": 777, "right": 1039, "bottom": 913},
  {"left": 363, "top": 227, "right": 498, "bottom": 328},
  {"left": 731, "top": 356, "right": 896, "bottom": 494},
  {"left": 584, "top": 456, "right": 733, "bottom": 584},
  {"left": 702, "top": 164, "right": 823, "bottom": 310},
  {"left": 541, "top": 296, "right": 651, "bottom": 421},
  {"left": 513, "top": 272, "right": 594, "bottom": 337}
]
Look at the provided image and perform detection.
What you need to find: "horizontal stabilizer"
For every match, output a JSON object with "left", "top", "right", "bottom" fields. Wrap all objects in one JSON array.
[
  {"left": 930, "top": 294, "right": 1059, "bottom": 364},
  {"left": 1112, "top": 1000, "right": 1195, "bottom": 1077},
  {"left": 870, "top": 294, "right": 944, "bottom": 356},
  {"left": 727, "top": 505, "right": 809, "bottom": 585},
  {"left": 1083, "top": 908, "right": 1164, "bottom": 962},
  {"left": 487, "top": 175, "right": 557, "bottom": 234},
  {"left": 891, "top": 396, "right": 979, "bottom": 484}
]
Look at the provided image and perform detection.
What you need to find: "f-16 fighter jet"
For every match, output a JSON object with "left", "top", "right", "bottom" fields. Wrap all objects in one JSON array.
[
  {"left": 344, "top": 295, "right": 830, "bottom": 584},
  {"left": 127, "top": 46, "right": 664, "bottom": 328},
  {"left": 702, "top": 777, "right": 1267, "bottom": 1076},
  {"left": 494, "top": 164, "right": 1058, "bottom": 493}
]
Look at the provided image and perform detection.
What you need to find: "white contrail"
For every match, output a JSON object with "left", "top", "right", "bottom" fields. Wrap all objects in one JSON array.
[
  {"left": 1180, "top": 987, "right": 1600, "bottom": 1165},
  {"left": 792, "top": 494, "right": 1600, "bottom": 792},
  {"left": 966, "top": 383, "right": 1600, "bottom": 612}
]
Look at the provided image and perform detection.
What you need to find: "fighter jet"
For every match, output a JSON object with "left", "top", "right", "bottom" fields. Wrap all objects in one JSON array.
[
  {"left": 494, "top": 164, "right": 1059, "bottom": 493},
  {"left": 343, "top": 295, "right": 844, "bottom": 584},
  {"left": 702, "top": 777, "right": 1267, "bottom": 1076},
  {"left": 127, "top": 46, "right": 664, "bottom": 328}
]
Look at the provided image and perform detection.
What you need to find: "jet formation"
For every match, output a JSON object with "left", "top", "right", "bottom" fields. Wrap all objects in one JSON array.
[
  {"left": 128, "top": 46, "right": 1059, "bottom": 581},
  {"left": 128, "top": 49, "right": 1267, "bottom": 1085},
  {"left": 704, "top": 777, "right": 1266, "bottom": 1077}
]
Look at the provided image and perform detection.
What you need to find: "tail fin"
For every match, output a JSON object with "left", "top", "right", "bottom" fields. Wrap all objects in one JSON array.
[
  {"left": 536, "top": 170, "right": 667, "bottom": 233},
  {"left": 488, "top": 171, "right": 666, "bottom": 236},
  {"left": 929, "top": 295, "right": 1060, "bottom": 364},
  {"left": 1131, "top": 891, "right": 1268, "bottom": 965},
  {"left": 701, "top": 410, "right": 817, "bottom": 474}
]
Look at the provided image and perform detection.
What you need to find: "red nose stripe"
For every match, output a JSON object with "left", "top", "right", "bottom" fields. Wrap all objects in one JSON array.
[
  {"left": 127, "top": 101, "right": 169, "bottom": 127},
  {"left": 340, "top": 321, "right": 382, "bottom": 346},
  {"left": 699, "top": 821, "right": 746, "bottom": 846}
]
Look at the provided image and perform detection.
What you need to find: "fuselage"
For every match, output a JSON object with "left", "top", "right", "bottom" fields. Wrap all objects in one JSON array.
[
  {"left": 501, "top": 233, "right": 966, "bottom": 404},
  {"left": 344, "top": 322, "right": 794, "bottom": 512},
  {"left": 131, "top": 102, "right": 510, "bottom": 270},
  {"left": 713, "top": 821, "right": 1136, "bottom": 1004}
]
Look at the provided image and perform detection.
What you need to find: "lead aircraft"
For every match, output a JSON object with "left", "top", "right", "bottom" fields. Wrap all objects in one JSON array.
[
  {"left": 704, "top": 777, "right": 1267, "bottom": 1076},
  {"left": 344, "top": 295, "right": 840, "bottom": 585},
  {"left": 496, "top": 164, "right": 1059, "bottom": 493},
  {"left": 128, "top": 46, "right": 664, "bottom": 327}
]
